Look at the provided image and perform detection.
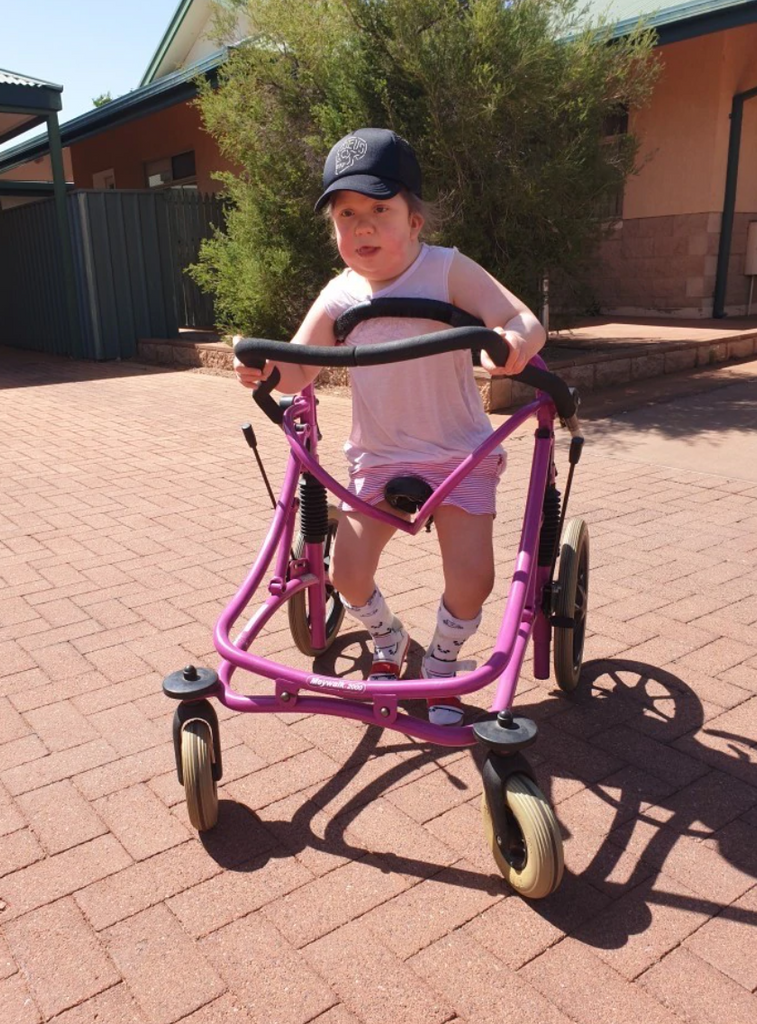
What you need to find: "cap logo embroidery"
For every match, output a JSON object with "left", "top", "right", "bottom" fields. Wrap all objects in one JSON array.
[{"left": 335, "top": 137, "right": 368, "bottom": 175}]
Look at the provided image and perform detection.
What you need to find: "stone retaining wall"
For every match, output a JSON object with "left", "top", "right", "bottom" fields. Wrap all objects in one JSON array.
[{"left": 137, "top": 331, "right": 757, "bottom": 413}]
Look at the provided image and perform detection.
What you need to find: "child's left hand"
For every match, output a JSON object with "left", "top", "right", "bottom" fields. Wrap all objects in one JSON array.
[{"left": 481, "top": 328, "right": 528, "bottom": 377}]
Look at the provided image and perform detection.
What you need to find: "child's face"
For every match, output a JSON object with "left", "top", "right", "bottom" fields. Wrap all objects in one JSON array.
[{"left": 330, "top": 190, "right": 424, "bottom": 286}]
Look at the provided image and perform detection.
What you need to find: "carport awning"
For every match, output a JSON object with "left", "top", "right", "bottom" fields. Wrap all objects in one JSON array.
[{"left": 0, "top": 69, "right": 63, "bottom": 146}]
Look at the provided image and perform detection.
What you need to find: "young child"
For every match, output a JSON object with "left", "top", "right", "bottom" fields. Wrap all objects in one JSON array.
[{"left": 234, "top": 127, "right": 545, "bottom": 725}]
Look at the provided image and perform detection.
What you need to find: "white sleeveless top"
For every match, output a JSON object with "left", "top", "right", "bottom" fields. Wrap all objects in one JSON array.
[{"left": 319, "top": 244, "right": 498, "bottom": 475}]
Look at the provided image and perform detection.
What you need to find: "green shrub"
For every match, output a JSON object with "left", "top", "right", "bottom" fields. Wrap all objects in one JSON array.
[{"left": 192, "top": 0, "right": 658, "bottom": 335}]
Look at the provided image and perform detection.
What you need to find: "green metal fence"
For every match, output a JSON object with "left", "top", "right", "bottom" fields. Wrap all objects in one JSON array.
[{"left": 0, "top": 188, "right": 225, "bottom": 360}]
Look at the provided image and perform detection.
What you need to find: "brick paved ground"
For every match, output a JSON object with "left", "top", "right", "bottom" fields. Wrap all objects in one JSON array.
[{"left": 1, "top": 346, "right": 756, "bottom": 1024}]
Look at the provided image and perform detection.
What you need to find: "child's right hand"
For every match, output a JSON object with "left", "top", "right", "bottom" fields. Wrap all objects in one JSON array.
[{"left": 232, "top": 337, "right": 272, "bottom": 389}]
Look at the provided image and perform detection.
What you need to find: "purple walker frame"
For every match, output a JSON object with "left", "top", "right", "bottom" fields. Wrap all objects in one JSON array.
[{"left": 209, "top": 352, "right": 558, "bottom": 748}]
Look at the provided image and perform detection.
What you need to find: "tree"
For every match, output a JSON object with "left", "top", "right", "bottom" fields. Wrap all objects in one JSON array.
[
  {"left": 192, "top": 0, "right": 659, "bottom": 336},
  {"left": 92, "top": 92, "right": 112, "bottom": 107}
]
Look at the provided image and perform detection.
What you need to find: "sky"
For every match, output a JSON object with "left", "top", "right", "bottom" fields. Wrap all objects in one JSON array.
[{"left": 3, "top": 0, "right": 181, "bottom": 146}]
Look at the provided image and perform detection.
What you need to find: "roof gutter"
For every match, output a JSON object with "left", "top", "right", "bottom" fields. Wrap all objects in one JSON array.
[{"left": 712, "top": 83, "right": 757, "bottom": 317}]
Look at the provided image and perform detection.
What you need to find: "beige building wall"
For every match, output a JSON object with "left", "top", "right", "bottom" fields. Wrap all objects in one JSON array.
[{"left": 593, "top": 23, "right": 757, "bottom": 318}]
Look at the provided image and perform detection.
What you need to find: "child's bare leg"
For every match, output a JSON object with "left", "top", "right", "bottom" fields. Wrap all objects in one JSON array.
[
  {"left": 434, "top": 505, "right": 495, "bottom": 619},
  {"left": 424, "top": 507, "right": 495, "bottom": 724},
  {"left": 331, "top": 504, "right": 409, "bottom": 680},
  {"left": 330, "top": 503, "right": 398, "bottom": 606}
]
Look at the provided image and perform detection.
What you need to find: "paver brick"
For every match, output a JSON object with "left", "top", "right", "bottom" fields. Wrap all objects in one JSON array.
[
  {"left": 73, "top": 742, "right": 169, "bottom": 800},
  {"left": 224, "top": 747, "right": 342, "bottom": 812},
  {"left": 408, "top": 929, "right": 573, "bottom": 1024},
  {"left": 261, "top": 852, "right": 417, "bottom": 948},
  {"left": 639, "top": 946, "right": 757, "bottom": 1022},
  {"left": 0, "top": 834, "right": 132, "bottom": 920},
  {"left": 607, "top": 815, "right": 757, "bottom": 905},
  {"left": 363, "top": 858, "right": 503, "bottom": 959},
  {"left": 171, "top": 993, "right": 254, "bottom": 1023},
  {"left": 104, "top": 904, "right": 225, "bottom": 1024},
  {"left": 43, "top": 984, "right": 148, "bottom": 1024},
  {"left": 339, "top": 792, "right": 459, "bottom": 872},
  {"left": 73, "top": 839, "right": 221, "bottom": 930},
  {"left": 22, "top": 700, "right": 100, "bottom": 752},
  {"left": 0, "top": 827, "right": 44, "bottom": 877},
  {"left": 520, "top": 937, "right": 683, "bottom": 1024},
  {"left": 3, "top": 738, "right": 118, "bottom": 796},
  {"left": 591, "top": 724, "right": 708, "bottom": 787},
  {"left": 3, "top": 897, "right": 119, "bottom": 1019},
  {"left": 202, "top": 914, "right": 337, "bottom": 1024},
  {"left": 167, "top": 850, "right": 314, "bottom": 938},
  {"left": 93, "top": 783, "right": 190, "bottom": 860},
  {"left": 682, "top": 884, "right": 757, "bottom": 990},
  {"left": 0, "top": 696, "right": 30, "bottom": 744},
  {"left": 305, "top": 920, "right": 453, "bottom": 1024},
  {"left": 0, "top": 973, "right": 41, "bottom": 1024}
]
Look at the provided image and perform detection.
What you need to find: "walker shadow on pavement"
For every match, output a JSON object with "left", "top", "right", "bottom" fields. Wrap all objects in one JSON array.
[
  {"left": 197, "top": 655, "right": 756, "bottom": 950},
  {"left": 525, "top": 659, "right": 757, "bottom": 947}
]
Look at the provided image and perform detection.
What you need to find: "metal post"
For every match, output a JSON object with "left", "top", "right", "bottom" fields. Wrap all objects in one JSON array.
[
  {"left": 713, "top": 85, "right": 757, "bottom": 319},
  {"left": 47, "top": 112, "right": 82, "bottom": 357}
]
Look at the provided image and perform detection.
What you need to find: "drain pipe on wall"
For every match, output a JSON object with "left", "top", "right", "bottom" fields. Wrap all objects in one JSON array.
[{"left": 713, "top": 84, "right": 757, "bottom": 318}]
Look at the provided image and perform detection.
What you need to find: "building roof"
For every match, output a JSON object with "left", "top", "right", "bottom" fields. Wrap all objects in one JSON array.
[
  {"left": 585, "top": 0, "right": 757, "bottom": 42},
  {"left": 2, "top": 0, "right": 755, "bottom": 175},
  {"left": 0, "top": 49, "right": 225, "bottom": 175},
  {"left": 141, "top": 0, "right": 213, "bottom": 85},
  {"left": 0, "top": 70, "right": 63, "bottom": 90},
  {"left": 0, "top": 68, "right": 64, "bottom": 147}
]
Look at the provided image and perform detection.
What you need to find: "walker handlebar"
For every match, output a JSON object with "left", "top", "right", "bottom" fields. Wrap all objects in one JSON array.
[
  {"left": 235, "top": 324, "right": 509, "bottom": 369},
  {"left": 234, "top": 298, "right": 578, "bottom": 424}
]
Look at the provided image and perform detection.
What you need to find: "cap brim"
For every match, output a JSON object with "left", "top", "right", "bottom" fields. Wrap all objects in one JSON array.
[{"left": 314, "top": 174, "right": 401, "bottom": 212}]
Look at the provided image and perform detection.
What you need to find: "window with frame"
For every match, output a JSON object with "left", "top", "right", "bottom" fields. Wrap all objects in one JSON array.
[{"left": 145, "top": 150, "right": 196, "bottom": 189}]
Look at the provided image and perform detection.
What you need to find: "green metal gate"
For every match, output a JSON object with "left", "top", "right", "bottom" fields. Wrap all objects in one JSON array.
[{"left": 0, "top": 188, "right": 225, "bottom": 360}]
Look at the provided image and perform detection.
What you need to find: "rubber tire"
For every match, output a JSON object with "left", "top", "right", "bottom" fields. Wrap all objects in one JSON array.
[
  {"left": 481, "top": 772, "right": 564, "bottom": 899},
  {"left": 288, "top": 507, "right": 345, "bottom": 656},
  {"left": 553, "top": 517, "right": 590, "bottom": 692},
  {"left": 181, "top": 720, "right": 218, "bottom": 832}
]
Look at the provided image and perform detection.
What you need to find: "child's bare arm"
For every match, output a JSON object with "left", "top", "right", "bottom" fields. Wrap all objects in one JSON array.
[
  {"left": 448, "top": 251, "right": 546, "bottom": 375},
  {"left": 233, "top": 296, "right": 337, "bottom": 393}
]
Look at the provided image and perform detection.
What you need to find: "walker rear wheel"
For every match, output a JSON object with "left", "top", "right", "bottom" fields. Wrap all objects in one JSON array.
[
  {"left": 481, "top": 772, "right": 564, "bottom": 898},
  {"left": 288, "top": 507, "right": 345, "bottom": 656},
  {"left": 181, "top": 720, "right": 218, "bottom": 832},
  {"left": 553, "top": 517, "right": 590, "bottom": 692}
]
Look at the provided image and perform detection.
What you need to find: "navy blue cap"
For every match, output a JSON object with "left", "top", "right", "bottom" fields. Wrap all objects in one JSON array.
[{"left": 315, "top": 128, "right": 422, "bottom": 212}]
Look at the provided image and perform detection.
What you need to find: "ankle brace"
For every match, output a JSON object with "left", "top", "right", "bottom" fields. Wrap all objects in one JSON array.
[
  {"left": 344, "top": 587, "right": 403, "bottom": 646},
  {"left": 424, "top": 600, "right": 482, "bottom": 675}
]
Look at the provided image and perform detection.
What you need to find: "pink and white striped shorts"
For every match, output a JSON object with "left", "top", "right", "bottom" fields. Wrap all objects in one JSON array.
[{"left": 342, "top": 453, "right": 506, "bottom": 517}]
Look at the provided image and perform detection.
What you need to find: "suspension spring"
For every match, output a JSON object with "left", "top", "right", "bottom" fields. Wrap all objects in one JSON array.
[
  {"left": 298, "top": 473, "right": 329, "bottom": 543},
  {"left": 538, "top": 484, "right": 562, "bottom": 567}
]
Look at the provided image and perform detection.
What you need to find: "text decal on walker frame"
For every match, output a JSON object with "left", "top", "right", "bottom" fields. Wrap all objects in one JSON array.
[{"left": 308, "top": 675, "right": 367, "bottom": 694}]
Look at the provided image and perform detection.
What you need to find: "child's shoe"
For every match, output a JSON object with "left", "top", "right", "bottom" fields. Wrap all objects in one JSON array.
[{"left": 368, "top": 620, "right": 410, "bottom": 682}]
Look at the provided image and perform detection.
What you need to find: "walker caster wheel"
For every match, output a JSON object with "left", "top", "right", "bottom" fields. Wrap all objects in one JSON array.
[
  {"left": 553, "top": 517, "right": 590, "bottom": 692},
  {"left": 481, "top": 765, "right": 563, "bottom": 899},
  {"left": 181, "top": 720, "right": 218, "bottom": 832}
]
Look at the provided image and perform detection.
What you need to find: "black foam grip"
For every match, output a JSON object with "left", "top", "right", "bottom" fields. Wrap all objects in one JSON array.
[{"left": 235, "top": 325, "right": 509, "bottom": 368}]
